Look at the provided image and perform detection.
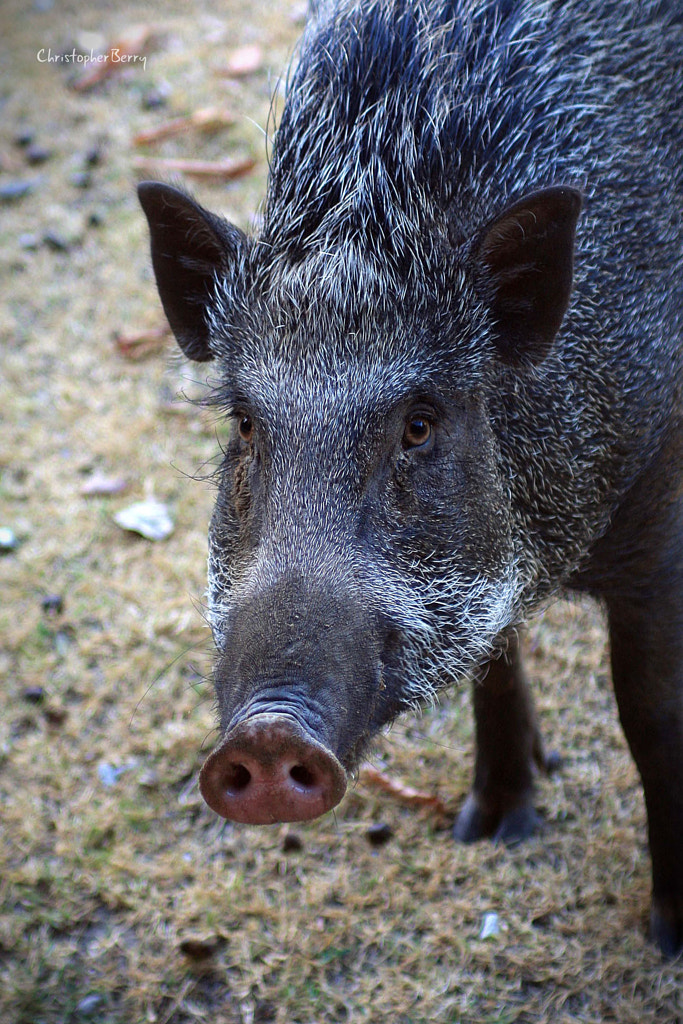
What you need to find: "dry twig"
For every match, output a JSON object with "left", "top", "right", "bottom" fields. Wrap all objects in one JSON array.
[{"left": 131, "top": 155, "right": 257, "bottom": 181}]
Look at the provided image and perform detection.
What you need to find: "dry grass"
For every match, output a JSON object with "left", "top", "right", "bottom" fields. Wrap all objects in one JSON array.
[{"left": 1, "top": 1, "right": 682, "bottom": 1021}]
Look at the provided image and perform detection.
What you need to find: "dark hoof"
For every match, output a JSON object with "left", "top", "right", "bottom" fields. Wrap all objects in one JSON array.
[
  {"left": 453, "top": 792, "right": 539, "bottom": 846},
  {"left": 650, "top": 900, "right": 683, "bottom": 959},
  {"left": 491, "top": 805, "right": 539, "bottom": 845},
  {"left": 453, "top": 793, "right": 490, "bottom": 843}
]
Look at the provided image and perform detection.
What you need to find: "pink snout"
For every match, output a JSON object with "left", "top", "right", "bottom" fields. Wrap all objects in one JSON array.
[{"left": 199, "top": 714, "right": 348, "bottom": 824}]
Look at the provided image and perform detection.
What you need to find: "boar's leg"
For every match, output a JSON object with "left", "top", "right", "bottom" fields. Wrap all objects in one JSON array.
[
  {"left": 572, "top": 423, "right": 683, "bottom": 957},
  {"left": 607, "top": 599, "right": 683, "bottom": 958},
  {"left": 454, "top": 633, "right": 554, "bottom": 845}
]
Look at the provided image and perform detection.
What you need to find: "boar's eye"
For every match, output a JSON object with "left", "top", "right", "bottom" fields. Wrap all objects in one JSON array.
[
  {"left": 403, "top": 413, "right": 433, "bottom": 449},
  {"left": 238, "top": 415, "right": 254, "bottom": 443}
]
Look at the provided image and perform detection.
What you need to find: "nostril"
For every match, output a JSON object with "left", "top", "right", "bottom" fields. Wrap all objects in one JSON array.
[
  {"left": 199, "top": 716, "right": 348, "bottom": 823},
  {"left": 224, "top": 762, "right": 251, "bottom": 795},
  {"left": 289, "top": 764, "right": 317, "bottom": 789}
]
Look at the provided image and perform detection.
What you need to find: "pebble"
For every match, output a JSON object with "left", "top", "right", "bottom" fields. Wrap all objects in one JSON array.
[
  {"left": 141, "top": 83, "right": 171, "bottom": 109},
  {"left": 80, "top": 471, "right": 127, "bottom": 496},
  {"left": 54, "top": 629, "right": 74, "bottom": 656},
  {"left": 479, "top": 912, "right": 500, "bottom": 940},
  {"left": 23, "top": 687, "right": 46, "bottom": 704},
  {"left": 41, "top": 594, "right": 64, "bottom": 616},
  {"left": 179, "top": 937, "right": 218, "bottom": 960},
  {"left": 18, "top": 233, "right": 40, "bottom": 250},
  {"left": 97, "top": 761, "right": 137, "bottom": 787},
  {"left": 70, "top": 171, "right": 92, "bottom": 190},
  {"left": 25, "top": 143, "right": 51, "bottom": 165},
  {"left": 366, "top": 822, "right": 394, "bottom": 847},
  {"left": 44, "top": 706, "right": 68, "bottom": 727},
  {"left": 0, "top": 179, "right": 34, "bottom": 202},
  {"left": 0, "top": 527, "right": 18, "bottom": 551},
  {"left": 75, "top": 31, "right": 106, "bottom": 55},
  {"left": 14, "top": 128, "right": 34, "bottom": 147},
  {"left": 43, "top": 231, "right": 68, "bottom": 252},
  {"left": 76, "top": 994, "right": 103, "bottom": 1016},
  {"left": 137, "top": 769, "right": 160, "bottom": 789},
  {"left": 282, "top": 831, "right": 304, "bottom": 853},
  {"left": 114, "top": 500, "right": 174, "bottom": 541},
  {"left": 84, "top": 144, "right": 104, "bottom": 167},
  {"left": 43, "top": 208, "right": 85, "bottom": 251}
]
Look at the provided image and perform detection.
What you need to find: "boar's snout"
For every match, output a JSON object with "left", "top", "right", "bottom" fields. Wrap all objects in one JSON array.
[{"left": 199, "top": 714, "right": 348, "bottom": 823}]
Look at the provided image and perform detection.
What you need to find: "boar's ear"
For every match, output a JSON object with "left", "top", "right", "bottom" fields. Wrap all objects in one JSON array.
[
  {"left": 472, "top": 186, "right": 582, "bottom": 365},
  {"left": 137, "top": 181, "right": 246, "bottom": 362}
]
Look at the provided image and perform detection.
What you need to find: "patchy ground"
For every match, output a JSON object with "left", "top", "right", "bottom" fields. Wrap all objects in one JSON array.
[{"left": 1, "top": 1, "right": 682, "bottom": 1022}]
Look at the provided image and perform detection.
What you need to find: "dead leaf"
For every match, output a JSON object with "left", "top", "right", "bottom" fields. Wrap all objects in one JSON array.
[
  {"left": 217, "top": 44, "right": 263, "bottom": 78},
  {"left": 131, "top": 155, "right": 256, "bottom": 181},
  {"left": 132, "top": 107, "right": 235, "bottom": 145},
  {"left": 360, "top": 766, "right": 449, "bottom": 816},
  {"left": 114, "top": 323, "right": 171, "bottom": 359},
  {"left": 71, "top": 24, "right": 153, "bottom": 92}
]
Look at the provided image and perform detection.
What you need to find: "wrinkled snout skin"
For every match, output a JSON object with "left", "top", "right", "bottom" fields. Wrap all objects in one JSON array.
[
  {"left": 139, "top": 0, "right": 683, "bottom": 956},
  {"left": 199, "top": 574, "right": 399, "bottom": 822}
]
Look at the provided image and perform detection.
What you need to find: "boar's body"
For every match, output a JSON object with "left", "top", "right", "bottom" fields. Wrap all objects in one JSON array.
[{"left": 139, "top": 0, "right": 683, "bottom": 955}]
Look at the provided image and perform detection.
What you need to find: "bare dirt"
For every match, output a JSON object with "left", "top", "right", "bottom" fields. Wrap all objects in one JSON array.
[{"left": 1, "top": 1, "right": 682, "bottom": 1022}]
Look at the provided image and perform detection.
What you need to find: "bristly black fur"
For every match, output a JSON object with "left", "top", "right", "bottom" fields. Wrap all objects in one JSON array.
[{"left": 261, "top": 0, "right": 682, "bottom": 306}]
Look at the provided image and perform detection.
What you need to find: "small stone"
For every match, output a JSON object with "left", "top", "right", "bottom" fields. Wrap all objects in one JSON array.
[
  {"left": 18, "top": 233, "right": 40, "bottom": 250},
  {"left": 43, "top": 206, "right": 85, "bottom": 251},
  {"left": 282, "top": 831, "right": 304, "bottom": 852},
  {"left": 70, "top": 171, "right": 92, "bottom": 189},
  {"left": 74, "top": 31, "right": 106, "bottom": 56},
  {"left": 43, "top": 232, "right": 70, "bottom": 252},
  {"left": 41, "top": 594, "right": 64, "bottom": 616},
  {"left": 80, "top": 472, "right": 127, "bottom": 496},
  {"left": 97, "top": 763, "right": 119, "bottom": 787},
  {"left": 366, "top": 822, "right": 394, "bottom": 847},
  {"left": 114, "top": 500, "right": 174, "bottom": 541},
  {"left": 44, "top": 706, "right": 68, "bottom": 727},
  {"left": 84, "top": 144, "right": 104, "bottom": 167},
  {"left": 23, "top": 687, "right": 46, "bottom": 704},
  {"left": 54, "top": 629, "right": 74, "bottom": 656},
  {"left": 141, "top": 90, "right": 164, "bottom": 110},
  {"left": 14, "top": 128, "right": 34, "bottom": 147},
  {"left": 76, "top": 993, "right": 103, "bottom": 1015},
  {"left": 138, "top": 769, "right": 160, "bottom": 789},
  {"left": 0, "top": 179, "right": 34, "bottom": 202},
  {"left": 25, "top": 144, "right": 51, "bottom": 165},
  {"left": 179, "top": 936, "right": 218, "bottom": 960},
  {"left": 0, "top": 527, "right": 18, "bottom": 551},
  {"left": 479, "top": 912, "right": 500, "bottom": 940},
  {"left": 97, "top": 760, "right": 137, "bottom": 786},
  {"left": 141, "top": 83, "right": 171, "bottom": 109}
]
